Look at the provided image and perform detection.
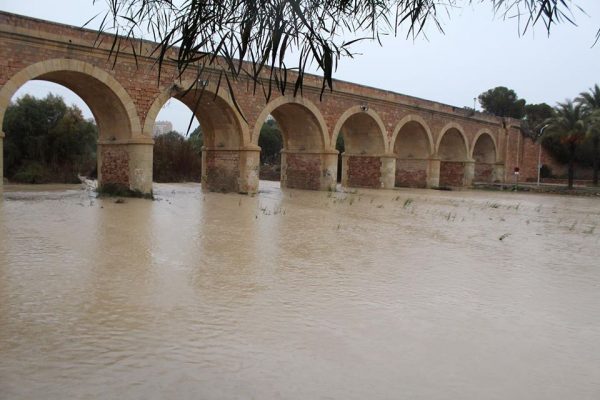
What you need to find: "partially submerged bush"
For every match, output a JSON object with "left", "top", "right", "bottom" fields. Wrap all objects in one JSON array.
[{"left": 97, "top": 183, "right": 154, "bottom": 199}]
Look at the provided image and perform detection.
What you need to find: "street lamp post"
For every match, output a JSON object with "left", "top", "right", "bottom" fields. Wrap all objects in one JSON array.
[{"left": 537, "top": 124, "right": 550, "bottom": 186}]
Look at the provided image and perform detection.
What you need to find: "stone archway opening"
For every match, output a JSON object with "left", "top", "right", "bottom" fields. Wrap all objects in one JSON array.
[
  {"left": 28, "top": 71, "right": 132, "bottom": 142},
  {"left": 473, "top": 133, "right": 497, "bottom": 183},
  {"left": 438, "top": 128, "right": 469, "bottom": 187},
  {"left": 257, "top": 116, "right": 283, "bottom": 182},
  {"left": 1, "top": 81, "right": 98, "bottom": 185},
  {"left": 336, "top": 112, "right": 386, "bottom": 189},
  {"left": 393, "top": 121, "right": 432, "bottom": 188},
  {"left": 257, "top": 99, "right": 334, "bottom": 191},
  {"left": 175, "top": 89, "right": 242, "bottom": 151},
  {"left": 151, "top": 97, "right": 202, "bottom": 183},
  {"left": 147, "top": 84, "right": 249, "bottom": 193},
  {"left": 0, "top": 62, "right": 144, "bottom": 191}
]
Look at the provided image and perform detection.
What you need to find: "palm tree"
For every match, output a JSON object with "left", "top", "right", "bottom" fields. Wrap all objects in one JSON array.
[
  {"left": 544, "top": 100, "right": 587, "bottom": 189},
  {"left": 577, "top": 84, "right": 600, "bottom": 186}
]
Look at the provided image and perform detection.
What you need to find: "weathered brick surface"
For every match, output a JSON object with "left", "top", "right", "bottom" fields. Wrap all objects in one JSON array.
[
  {"left": 439, "top": 161, "right": 465, "bottom": 187},
  {"left": 100, "top": 145, "right": 129, "bottom": 186},
  {"left": 284, "top": 153, "right": 321, "bottom": 190},
  {"left": 395, "top": 159, "right": 427, "bottom": 188},
  {"left": 204, "top": 151, "right": 240, "bottom": 192},
  {"left": 474, "top": 163, "right": 494, "bottom": 183},
  {"left": 519, "top": 135, "right": 542, "bottom": 180},
  {"left": 346, "top": 156, "right": 381, "bottom": 188}
]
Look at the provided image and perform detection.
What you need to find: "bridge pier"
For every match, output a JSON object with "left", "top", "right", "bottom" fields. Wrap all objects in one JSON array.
[
  {"left": 380, "top": 155, "right": 396, "bottom": 189},
  {"left": 202, "top": 147, "right": 238, "bottom": 193},
  {"left": 97, "top": 138, "right": 154, "bottom": 195},
  {"left": 201, "top": 147, "right": 260, "bottom": 194},
  {"left": 281, "top": 150, "right": 337, "bottom": 191},
  {"left": 426, "top": 158, "right": 441, "bottom": 188},
  {"left": 238, "top": 146, "right": 261, "bottom": 194},
  {"left": 493, "top": 163, "right": 505, "bottom": 183},
  {"left": 464, "top": 160, "right": 475, "bottom": 187}
]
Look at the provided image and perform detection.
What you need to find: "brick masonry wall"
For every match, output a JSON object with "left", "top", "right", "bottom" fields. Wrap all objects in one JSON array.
[
  {"left": 284, "top": 153, "right": 321, "bottom": 190},
  {"left": 0, "top": 13, "right": 507, "bottom": 146},
  {"left": 346, "top": 156, "right": 381, "bottom": 188},
  {"left": 474, "top": 163, "right": 494, "bottom": 183},
  {"left": 439, "top": 161, "right": 465, "bottom": 187},
  {"left": 100, "top": 145, "right": 129, "bottom": 186},
  {"left": 504, "top": 128, "right": 591, "bottom": 182},
  {"left": 395, "top": 159, "right": 427, "bottom": 188},
  {"left": 504, "top": 127, "right": 525, "bottom": 182},
  {"left": 519, "top": 136, "right": 540, "bottom": 181},
  {"left": 0, "top": 12, "right": 531, "bottom": 190},
  {"left": 204, "top": 151, "right": 240, "bottom": 192}
]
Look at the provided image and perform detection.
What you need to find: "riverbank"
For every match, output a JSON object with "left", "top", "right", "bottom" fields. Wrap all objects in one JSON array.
[
  {"left": 4, "top": 180, "right": 600, "bottom": 199},
  {"left": 473, "top": 182, "right": 600, "bottom": 197}
]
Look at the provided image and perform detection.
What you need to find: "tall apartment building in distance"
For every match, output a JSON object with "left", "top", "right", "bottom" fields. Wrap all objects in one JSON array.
[{"left": 153, "top": 121, "right": 173, "bottom": 137}]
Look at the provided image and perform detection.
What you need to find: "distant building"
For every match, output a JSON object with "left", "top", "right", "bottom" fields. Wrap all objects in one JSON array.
[{"left": 153, "top": 121, "right": 173, "bottom": 137}]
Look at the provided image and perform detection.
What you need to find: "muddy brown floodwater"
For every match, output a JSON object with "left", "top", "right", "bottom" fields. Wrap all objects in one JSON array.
[{"left": 0, "top": 181, "right": 599, "bottom": 399}]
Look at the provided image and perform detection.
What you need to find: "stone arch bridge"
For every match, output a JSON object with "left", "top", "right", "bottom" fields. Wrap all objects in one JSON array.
[{"left": 0, "top": 12, "right": 525, "bottom": 195}]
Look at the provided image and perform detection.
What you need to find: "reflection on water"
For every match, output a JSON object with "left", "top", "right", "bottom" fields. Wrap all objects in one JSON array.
[{"left": 1, "top": 182, "right": 599, "bottom": 399}]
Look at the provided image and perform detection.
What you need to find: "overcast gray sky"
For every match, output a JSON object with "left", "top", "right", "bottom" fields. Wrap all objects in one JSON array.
[{"left": 1, "top": 0, "right": 599, "bottom": 133}]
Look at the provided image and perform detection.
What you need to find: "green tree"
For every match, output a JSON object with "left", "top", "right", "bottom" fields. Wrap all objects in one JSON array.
[
  {"left": 543, "top": 100, "right": 587, "bottom": 189},
  {"left": 258, "top": 118, "right": 283, "bottom": 164},
  {"left": 3, "top": 94, "right": 97, "bottom": 183},
  {"left": 577, "top": 84, "right": 600, "bottom": 185},
  {"left": 478, "top": 87, "right": 526, "bottom": 119},
  {"left": 153, "top": 130, "right": 203, "bottom": 182},
  {"left": 188, "top": 125, "right": 204, "bottom": 155},
  {"left": 100, "top": 1, "right": 584, "bottom": 102},
  {"left": 523, "top": 103, "right": 554, "bottom": 140}
]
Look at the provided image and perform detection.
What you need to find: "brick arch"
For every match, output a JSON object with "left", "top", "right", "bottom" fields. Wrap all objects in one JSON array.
[
  {"left": 252, "top": 95, "right": 330, "bottom": 151},
  {"left": 143, "top": 79, "right": 251, "bottom": 148},
  {"left": 436, "top": 122, "right": 470, "bottom": 159},
  {"left": 391, "top": 114, "right": 435, "bottom": 157},
  {"left": 332, "top": 106, "right": 388, "bottom": 154},
  {"left": 0, "top": 59, "right": 141, "bottom": 140},
  {"left": 471, "top": 129, "right": 498, "bottom": 162}
]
